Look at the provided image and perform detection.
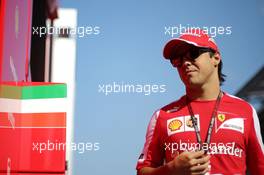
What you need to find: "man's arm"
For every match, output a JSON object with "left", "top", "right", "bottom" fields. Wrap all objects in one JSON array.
[{"left": 246, "top": 107, "right": 264, "bottom": 174}]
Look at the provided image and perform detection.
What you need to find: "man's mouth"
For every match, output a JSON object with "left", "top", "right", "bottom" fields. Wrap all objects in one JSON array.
[{"left": 185, "top": 70, "right": 196, "bottom": 75}]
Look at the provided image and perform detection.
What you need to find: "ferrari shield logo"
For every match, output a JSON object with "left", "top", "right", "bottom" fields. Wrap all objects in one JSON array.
[{"left": 218, "top": 114, "right": 225, "bottom": 122}]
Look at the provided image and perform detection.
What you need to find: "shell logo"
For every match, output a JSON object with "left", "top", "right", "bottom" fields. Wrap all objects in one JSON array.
[
  {"left": 168, "top": 119, "right": 182, "bottom": 131},
  {"left": 218, "top": 114, "right": 225, "bottom": 122}
]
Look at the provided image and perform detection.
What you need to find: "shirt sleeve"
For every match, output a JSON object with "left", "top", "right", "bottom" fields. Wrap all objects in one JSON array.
[
  {"left": 136, "top": 110, "right": 165, "bottom": 171},
  {"left": 246, "top": 106, "right": 264, "bottom": 174}
]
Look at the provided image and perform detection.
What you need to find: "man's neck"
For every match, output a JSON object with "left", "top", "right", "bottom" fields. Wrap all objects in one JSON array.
[{"left": 186, "top": 84, "right": 221, "bottom": 101}]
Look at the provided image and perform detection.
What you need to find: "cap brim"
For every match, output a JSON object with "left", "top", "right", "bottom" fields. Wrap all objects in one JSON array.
[{"left": 163, "top": 38, "right": 202, "bottom": 59}]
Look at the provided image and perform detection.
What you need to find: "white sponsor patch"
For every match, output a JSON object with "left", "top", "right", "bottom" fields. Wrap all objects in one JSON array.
[
  {"left": 167, "top": 115, "right": 200, "bottom": 136},
  {"left": 185, "top": 115, "right": 200, "bottom": 132},
  {"left": 216, "top": 118, "right": 244, "bottom": 133},
  {"left": 167, "top": 116, "right": 184, "bottom": 136}
]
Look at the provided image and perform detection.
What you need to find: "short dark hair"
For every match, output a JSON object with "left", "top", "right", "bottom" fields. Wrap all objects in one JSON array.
[{"left": 209, "top": 50, "right": 226, "bottom": 85}]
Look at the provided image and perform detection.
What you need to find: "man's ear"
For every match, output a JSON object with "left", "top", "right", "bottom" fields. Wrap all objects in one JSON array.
[{"left": 213, "top": 52, "right": 221, "bottom": 67}]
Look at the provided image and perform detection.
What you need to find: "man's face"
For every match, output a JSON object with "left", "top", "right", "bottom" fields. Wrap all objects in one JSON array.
[{"left": 170, "top": 46, "right": 220, "bottom": 88}]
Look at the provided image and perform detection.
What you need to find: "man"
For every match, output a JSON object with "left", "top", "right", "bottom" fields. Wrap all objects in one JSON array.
[{"left": 136, "top": 29, "right": 264, "bottom": 175}]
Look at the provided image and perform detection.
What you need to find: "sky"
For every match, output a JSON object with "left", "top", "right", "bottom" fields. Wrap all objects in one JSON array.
[{"left": 60, "top": 0, "right": 264, "bottom": 174}]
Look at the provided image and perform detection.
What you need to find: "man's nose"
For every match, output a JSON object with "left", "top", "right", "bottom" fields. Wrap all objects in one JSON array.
[{"left": 182, "top": 57, "right": 192, "bottom": 67}]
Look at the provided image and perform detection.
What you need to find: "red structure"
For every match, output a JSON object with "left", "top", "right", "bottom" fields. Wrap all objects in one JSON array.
[
  {"left": 0, "top": 0, "right": 66, "bottom": 174},
  {"left": 0, "top": 0, "right": 32, "bottom": 81}
]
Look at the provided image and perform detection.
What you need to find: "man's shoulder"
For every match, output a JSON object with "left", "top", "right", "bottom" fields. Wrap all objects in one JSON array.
[
  {"left": 159, "top": 95, "right": 186, "bottom": 114},
  {"left": 224, "top": 92, "right": 252, "bottom": 107},
  {"left": 147, "top": 96, "right": 186, "bottom": 125},
  {"left": 223, "top": 92, "right": 255, "bottom": 115}
]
